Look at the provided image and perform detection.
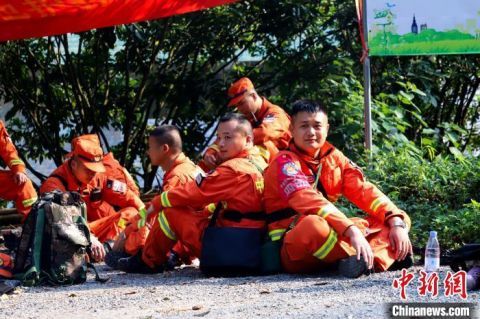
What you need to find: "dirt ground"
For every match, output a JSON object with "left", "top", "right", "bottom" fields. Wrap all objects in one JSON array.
[{"left": 0, "top": 265, "right": 478, "bottom": 319}]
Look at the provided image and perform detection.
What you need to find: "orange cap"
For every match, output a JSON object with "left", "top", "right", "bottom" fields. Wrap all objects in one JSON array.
[
  {"left": 70, "top": 134, "right": 106, "bottom": 173},
  {"left": 0, "top": 253, "right": 13, "bottom": 278},
  {"left": 227, "top": 77, "right": 254, "bottom": 107}
]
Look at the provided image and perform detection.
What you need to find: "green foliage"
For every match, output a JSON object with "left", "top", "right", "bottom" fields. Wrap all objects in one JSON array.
[
  {"left": 337, "top": 149, "right": 480, "bottom": 250},
  {"left": 0, "top": 0, "right": 478, "bottom": 194}
]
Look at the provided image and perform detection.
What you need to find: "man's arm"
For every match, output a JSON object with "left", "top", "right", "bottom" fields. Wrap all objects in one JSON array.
[
  {"left": 156, "top": 166, "right": 237, "bottom": 211},
  {"left": 340, "top": 154, "right": 411, "bottom": 228}
]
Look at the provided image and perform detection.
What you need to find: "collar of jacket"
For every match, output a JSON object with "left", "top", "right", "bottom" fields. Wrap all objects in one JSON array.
[
  {"left": 163, "top": 152, "right": 191, "bottom": 180},
  {"left": 288, "top": 142, "right": 335, "bottom": 168}
]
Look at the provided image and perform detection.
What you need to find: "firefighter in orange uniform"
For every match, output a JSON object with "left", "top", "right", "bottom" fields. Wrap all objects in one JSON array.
[
  {"left": 117, "top": 113, "right": 267, "bottom": 273},
  {"left": 264, "top": 100, "right": 413, "bottom": 277},
  {"left": 200, "top": 77, "right": 291, "bottom": 171},
  {"left": 40, "top": 134, "right": 146, "bottom": 245},
  {"left": 107, "top": 125, "right": 202, "bottom": 269},
  {"left": 0, "top": 120, "right": 37, "bottom": 219}
]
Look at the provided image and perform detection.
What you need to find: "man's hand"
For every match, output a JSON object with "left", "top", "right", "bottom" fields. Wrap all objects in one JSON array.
[
  {"left": 203, "top": 153, "right": 219, "bottom": 170},
  {"left": 388, "top": 217, "right": 412, "bottom": 261},
  {"left": 90, "top": 236, "right": 106, "bottom": 262},
  {"left": 344, "top": 226, "right": 374, "bottom": 269},
  {"left": 14, "top": 172, "right": 28, "bottom": 185}
]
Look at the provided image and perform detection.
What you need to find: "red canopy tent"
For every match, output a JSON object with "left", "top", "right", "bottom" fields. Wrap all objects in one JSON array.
[{"left": 0, "top": 0, "right": 237, "bottom": 42}]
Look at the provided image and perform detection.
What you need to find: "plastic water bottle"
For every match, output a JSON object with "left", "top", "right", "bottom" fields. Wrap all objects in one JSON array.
[{"left": 424, "top": 231, "right": 440, "bottom": 272}]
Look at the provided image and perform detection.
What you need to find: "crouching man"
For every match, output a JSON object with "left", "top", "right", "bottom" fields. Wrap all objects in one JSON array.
[
  {"left": 118, "top": 113, "right": 267, "bottom": 273},
  {"left": 263, "top": 100, "right": 413, "bottom": 277},
  {"left": 40, "top": 134, "right": 146, "bottom": 253}
]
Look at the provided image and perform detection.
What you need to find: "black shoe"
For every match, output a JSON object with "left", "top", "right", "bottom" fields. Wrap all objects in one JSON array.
[
  {"left": 389, "top": 254, "right": 414, "bottom": 271},
  {"left": 104, "top": 251, "right": 130, "bottom": 269},
  {"left": 338, "top": 256, "right": 370, "bottom": 278},
  {"left": 165, "top": 251, "right": 181, "bottom": 271},
  {"left": 117, "top": 253, "right": 163, "bottom": 274}
]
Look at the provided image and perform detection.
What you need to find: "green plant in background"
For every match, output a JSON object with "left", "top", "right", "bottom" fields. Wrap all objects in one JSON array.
[{"left": 337, "top": 148, "right": 480, "bottom": 251}]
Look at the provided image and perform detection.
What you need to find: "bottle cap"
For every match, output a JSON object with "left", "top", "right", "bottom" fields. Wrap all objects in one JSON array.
[{"left": 430, "top": 231, "right": 437, "bottom": 237}]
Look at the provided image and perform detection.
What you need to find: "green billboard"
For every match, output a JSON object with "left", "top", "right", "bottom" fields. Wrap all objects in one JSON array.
[{"left": 367, "top": 0, "right": 480, "bottom": 56}]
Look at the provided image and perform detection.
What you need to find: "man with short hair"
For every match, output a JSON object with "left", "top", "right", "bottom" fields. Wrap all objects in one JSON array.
[
  {"left": 0, "top": 120, "right": 37, "bottom": 220},
  {"left": 40, "top": 134, "right": 146, "bottom": 249},
  {"left": 201, "top": 77, "right": 291, "bottom": 170},
  {"left": 263, "top": 100, "right": 413, "bottom": 277},
  {"left": 118, "top": 113, "right": 267, "bottom": 273},
  {"left": 110, "top": 125, "right": 202, "bottom": 268}
]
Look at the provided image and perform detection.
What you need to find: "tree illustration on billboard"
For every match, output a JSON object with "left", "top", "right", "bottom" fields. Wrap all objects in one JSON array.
[{"left": 367, "top": 0, "right": 480, "bottom": 56}]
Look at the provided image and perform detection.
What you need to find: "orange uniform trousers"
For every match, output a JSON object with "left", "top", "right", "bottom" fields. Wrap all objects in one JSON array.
[
  {"left": 142, "top": 207, "right": 209, "bottom": 269},
  {"left": 87, "top": 202, "right": 139, "bottom": 243},
  {"left": 122, "top": 212, "right": 193, "bottom": 264},
  {"left": 280, "top": 215, "right": 395, "bottom": 274},
  {"left": 0, "top": 170, "right": 37, "bottom": 218}
]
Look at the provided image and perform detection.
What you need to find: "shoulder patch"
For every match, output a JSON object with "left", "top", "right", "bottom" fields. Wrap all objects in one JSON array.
[
  {"left": 107, "top": 179, "right": 127, "bottom": 193},
  {"left": 195, "top": 170, "right": 207, "bottom": 187},
  {"left": 263, "top": 114, "right": 276, "bottom": 123},
  {"left": 277, "top": 155, "right": 310, "bottom": 200},
  {"left": 281, "top": 162, "right": 299, "bottom": 176}
]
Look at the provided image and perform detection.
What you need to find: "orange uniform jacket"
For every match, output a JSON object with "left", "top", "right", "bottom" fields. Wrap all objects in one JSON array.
[
  {"left": 204, "top": 98, "right": 291, "bottom": 164},
  {"left": 159, "top": 150, "right": 267, "bottom": 229},
  {"left": 40, "top": 160, "right": 144, "bottom": 222},
  {"left": 0, "top": 120, "right": 27, "bottom": 174},
  {"left": 102, "top": 152, "right": 140, "bottom": 196},
  {"left": 264, "top": 142, "right": 411, "bottom": 241}
]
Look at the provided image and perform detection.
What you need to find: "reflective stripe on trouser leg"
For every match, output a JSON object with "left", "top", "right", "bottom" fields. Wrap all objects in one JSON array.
[{"left": 313, "top": 229, "right": 338, "bottom": 260}]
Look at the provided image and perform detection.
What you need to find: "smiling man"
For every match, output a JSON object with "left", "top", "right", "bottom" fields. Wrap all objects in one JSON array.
[
  {"left": 117, "top": 113, "right": 267, "bottom": 273},
  {"left": 263, "top": 100, "right": 413, "bottom": 277}
]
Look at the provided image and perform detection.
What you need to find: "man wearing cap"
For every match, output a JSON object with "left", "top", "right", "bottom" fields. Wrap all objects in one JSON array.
[
  {"left": 40, "top": 134, "right": 146, "bottom": 250},
  {"left": 0, "top": 120, "right": 38, "bottom": 220},
  {"left": 200, "top": 77, "right": 291, "bottom": 171}
]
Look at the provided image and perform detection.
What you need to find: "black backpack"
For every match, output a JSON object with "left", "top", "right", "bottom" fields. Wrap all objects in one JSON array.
[{"left": 13, "top": 191, "right": 106, "bottom": 286}]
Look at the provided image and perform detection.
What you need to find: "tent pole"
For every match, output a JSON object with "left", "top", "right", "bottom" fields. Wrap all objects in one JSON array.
[{"left": 362, "top": 0, "right": 372, "bottom": 152}]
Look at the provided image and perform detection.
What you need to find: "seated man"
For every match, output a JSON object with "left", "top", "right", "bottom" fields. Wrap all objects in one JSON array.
[
  {"left": 118, "top": 113, "right": 267, "bottom": 273},
  {"left": 264, "top": 100, "right": 413, "bottom": 277},
  {"left": 40, "top": 134, "right": 146, "bottom": 245},
  {"left": 0, "top": 120, "right": 37, "bottom": 220},
  {"left": 201, "top": 77, "right": 291, "bottom": 170},
  {"left": 107, "top": 125, "right": 202, "bottom": 268}
]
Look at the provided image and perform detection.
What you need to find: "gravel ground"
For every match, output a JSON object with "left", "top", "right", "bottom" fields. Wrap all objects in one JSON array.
[{"left": 0, "top": 265, "right": 478, "bottom": 319}]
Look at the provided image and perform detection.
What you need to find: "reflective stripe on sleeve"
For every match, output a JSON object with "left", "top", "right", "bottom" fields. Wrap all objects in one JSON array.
[
  {"left": 158, "top": 211, "right": 176, "bottom": 241},
  {"left": 160, "top": 191, "right": 172, "bottom": 208}
]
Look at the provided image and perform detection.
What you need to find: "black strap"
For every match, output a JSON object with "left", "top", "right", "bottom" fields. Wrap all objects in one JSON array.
[
  {"left": 50, "top": 174, "right": 68, "bottom": 189},
  {"left": 279, "top": 214, "right": 302, "bottom": 242},
  {"left": 208, "top": 203, "right": 223, "bottom": 227},
  {"left": 87, "top": 262, "right": 110, "bottom": 283},
  {"left": 222, "top": 210, "right": 266, "bottom": 222},
  {"left": 266, "top": 208, "right": 297, "bottom": 224}
]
